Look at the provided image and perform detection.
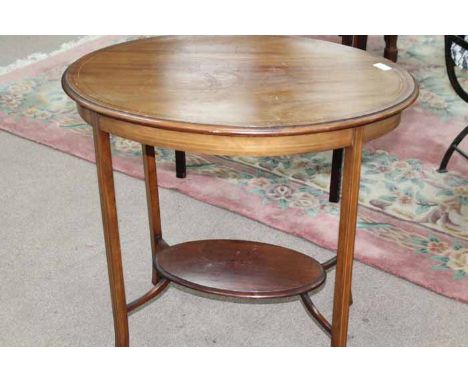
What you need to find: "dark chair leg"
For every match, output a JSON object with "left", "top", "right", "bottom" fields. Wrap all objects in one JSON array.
[
  {"left": 353, "top": 35, "right": 368, "bottom": 50},
  {"left": 384, "top": 35, "right": 398, "bottom": 63},
  {"left": 438, "top": 126, "right": 468, "bottom": 173},
  {"left": 329, "top": 148, "right": 343, "bottom": 203},
  {"left": 341, "top": 35, "right": 353, "bottom": 46},
  {"left": 175, "top": 150, "right": 186, "bottom": 178}
]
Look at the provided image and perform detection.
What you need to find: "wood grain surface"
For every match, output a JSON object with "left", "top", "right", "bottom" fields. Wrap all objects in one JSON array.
[
  {"left": 63, "top": 36, "right": 417, "bottom": 137},
  {"left": 155, "top": 240, "right": 326, "bottom": 299}
]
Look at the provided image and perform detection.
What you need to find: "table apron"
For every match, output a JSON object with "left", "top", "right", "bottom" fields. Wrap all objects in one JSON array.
[{"left": 78, "top": 106, "right": 401, "bottom": 157}]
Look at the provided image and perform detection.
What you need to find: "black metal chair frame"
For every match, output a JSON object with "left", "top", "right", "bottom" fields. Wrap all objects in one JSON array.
[{"left": 438, "top": 35, "right": 468, "bottom": 173}]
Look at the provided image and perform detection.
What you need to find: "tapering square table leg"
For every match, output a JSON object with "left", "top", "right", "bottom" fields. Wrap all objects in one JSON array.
[
  {"left": 92, "top": 119, "right": 129, "bottom": 347},
  {"left": 142, "top": 144, "right": 165, "bottom": 285},
  {"left": 331, "top": 127, "right": 364, "bottom": 347}
]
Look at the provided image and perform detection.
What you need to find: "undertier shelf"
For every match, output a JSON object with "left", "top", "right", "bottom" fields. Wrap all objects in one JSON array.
[{"left": 154, "top": 239, "right": 326, "bottom": 299}]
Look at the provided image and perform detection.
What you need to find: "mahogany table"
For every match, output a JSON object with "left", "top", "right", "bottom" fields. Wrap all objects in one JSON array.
[{"left": 62, "top": 36, "right": 418, "bottom": 347}]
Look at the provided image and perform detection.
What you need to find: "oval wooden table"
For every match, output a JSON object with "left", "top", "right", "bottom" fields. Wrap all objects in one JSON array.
[{"left": 62, "top": 36, "right": 418, "bottom": 347}]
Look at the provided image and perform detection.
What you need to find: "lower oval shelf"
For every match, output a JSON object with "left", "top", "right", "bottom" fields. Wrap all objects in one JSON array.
[{"left": 154, "top": 239, "right": 326, "bottom": 299}]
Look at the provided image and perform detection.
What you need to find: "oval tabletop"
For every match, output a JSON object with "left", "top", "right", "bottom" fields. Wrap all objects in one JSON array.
[{"left": 63, "top": 36, "right": 418, "bottom": 137}]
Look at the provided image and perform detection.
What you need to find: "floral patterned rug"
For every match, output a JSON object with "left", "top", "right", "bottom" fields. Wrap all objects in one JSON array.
[{"left": 1, "top": 36, "right": 467, "bottom": 302}]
